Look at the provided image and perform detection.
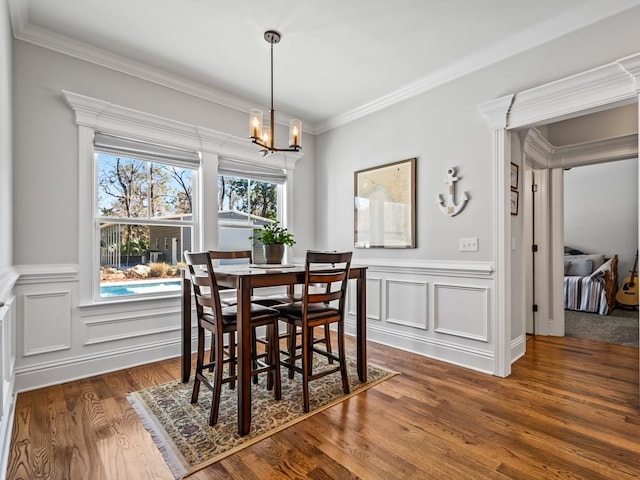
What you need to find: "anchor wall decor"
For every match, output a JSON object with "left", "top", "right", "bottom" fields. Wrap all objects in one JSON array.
[{"left": 436, "top": 166, "right": 469, "bottom": 217}]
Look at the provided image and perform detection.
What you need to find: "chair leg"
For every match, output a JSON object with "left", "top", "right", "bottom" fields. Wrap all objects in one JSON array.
[
  {"left": 191, "top": 324, "right": 205, "bottom": 404},
  {"left": 209, "top": 330, "right": 224, "bottom": 426},
  {"left": 265, "top": 326, "right": 274, "bottom": 391},
  {"left": 323, "top": 324, "right": 333, "bottom": 364},
  {"left": 251, "top": 327, "right": 261, "bottom": 385},
  {"left": 208, "top": 330, "right": 215, "bottom": 372},
  {"left": 268, "top": 323, "right": 282, "bottom": 400},
  {"left": 338, "top": 322, "right": 350, "bottom": 395},
  {"left": 228, "top": 331, "right": 236, "bottom": 390},
  {"left": 301, "top": 326, "right": 311, "bottom": 413},
  {"left": 287, "top": 323, "right": 296, "bottom": 379}
]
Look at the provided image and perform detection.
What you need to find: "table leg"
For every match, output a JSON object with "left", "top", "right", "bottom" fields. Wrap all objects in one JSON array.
[
  {"left": 181, "top": 270, "right": 191, "bottom": 383},
  {"left": 237, "top": 277, "right": 252, "bottom": 436},
  {"left": 356, "top": 269, "right": 367, "bottom": 382}
]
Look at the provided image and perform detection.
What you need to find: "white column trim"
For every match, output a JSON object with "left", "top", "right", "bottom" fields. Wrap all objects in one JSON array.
[{"left": 478, "top": 94, "right": 513, "bottom": 378}]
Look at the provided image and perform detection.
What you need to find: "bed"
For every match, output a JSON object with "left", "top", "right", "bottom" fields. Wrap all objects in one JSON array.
[{"left": 563, "top": 252, "right": 618, "bottom": 315}]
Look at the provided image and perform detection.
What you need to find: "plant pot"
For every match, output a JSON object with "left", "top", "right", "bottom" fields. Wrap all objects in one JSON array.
[{"left": 263, "top": 244, "right": 285, "bottom": 264}]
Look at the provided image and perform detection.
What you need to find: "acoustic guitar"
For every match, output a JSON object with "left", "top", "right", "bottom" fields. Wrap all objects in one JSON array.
[{"left": 616, "top": 250, "right": 639, "bottom": 307}]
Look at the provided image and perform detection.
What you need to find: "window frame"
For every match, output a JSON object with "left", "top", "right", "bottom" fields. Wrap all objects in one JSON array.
[{"left": 64, "top": 90, "right": 302, "bottom": 306}]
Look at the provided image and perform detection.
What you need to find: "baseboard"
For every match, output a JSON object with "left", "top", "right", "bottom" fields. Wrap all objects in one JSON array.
[
  {"left": 14, "top": 338, "right": 191, "bottom": 393},
  {"left": 511, "top": 334, "right": 526, "bottom": 363},
  {"left": 346, "top": 321, "right": 495, "bottom": 375}
]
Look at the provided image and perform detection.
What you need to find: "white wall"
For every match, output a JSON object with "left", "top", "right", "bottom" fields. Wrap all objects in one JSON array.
[
  {"left": 11, "top": 40, "right": 317, "bottom": 391},
  {"left": 315, "top": 6, "right": 640, "bottom": 373},
  {"left": 564, "top": 159, "right": 639, "bottom": 281}
]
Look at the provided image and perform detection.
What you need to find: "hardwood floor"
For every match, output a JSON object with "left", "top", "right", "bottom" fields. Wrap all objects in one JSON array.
[{"left": 6, "top": 335, "right": 640, "bottom": 479}]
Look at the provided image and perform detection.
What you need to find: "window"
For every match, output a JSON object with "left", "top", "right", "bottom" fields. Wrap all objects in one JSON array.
[
  {"left": 217, "top": 159, "right": 286, "bottom": 262},
  {"left": 95, "top": 133, "right": 198, "bottom": 298},
  {"left": 65, "top": 90, "right": 301, "bottom": 305}
]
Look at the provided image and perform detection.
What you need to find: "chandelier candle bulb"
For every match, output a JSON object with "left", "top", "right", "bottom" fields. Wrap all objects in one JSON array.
[
  {"left": 289, "top": 119, "right": 302, "bottom": 148},
  {"left": 249, "top": 109, "right": 263, "bottom": 139}
]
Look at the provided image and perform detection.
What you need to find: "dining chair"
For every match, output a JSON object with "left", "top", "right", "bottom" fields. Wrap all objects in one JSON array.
[
  {"left": 208, "top": 249, "right": 290, "bottom": 385},
  {"left": 183, "top": 251, "right": 282, "bottom": 426},
  {"left": 275, "top": 250, "right": 353, "bottom": 412}
]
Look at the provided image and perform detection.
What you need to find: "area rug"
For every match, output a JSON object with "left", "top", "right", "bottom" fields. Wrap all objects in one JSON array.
[{"left": 128, "top": 356, "right": 396, "bottom": 479}]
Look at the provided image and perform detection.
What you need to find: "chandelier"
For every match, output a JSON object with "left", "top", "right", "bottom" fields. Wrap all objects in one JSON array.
[{"left": 249, "top": 30, "right": 302, "bottom": 156}]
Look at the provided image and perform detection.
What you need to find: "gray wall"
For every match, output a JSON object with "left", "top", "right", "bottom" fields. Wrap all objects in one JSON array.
[
  {"left": 1, "top": 0, "right": 11, "bottom": 273},
  {"left": 316, "top": 6, "right": 640, "bottom": 263},
  {"left": 12, "top": 40, "right": 317, "bottom": 267},
  {"left": 8, "top": 4, "right": 640, "bottom": 387}
]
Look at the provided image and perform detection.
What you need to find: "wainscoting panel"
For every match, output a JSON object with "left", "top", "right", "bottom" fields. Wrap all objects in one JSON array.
[
  {"left": 348, "top": 276, "right": 382, "bottom": 321},
  {"left": 84, "top": 308, "right": 182, "bottom": 345},
  {"left": 23, "top": 291, "right": 72, "bottom": 356},
  {"left": 434, "top": 283, "right": 489, "bottom": 342},
  {"left": 385, "top": 279, "right": 428, "bottom": 329},
  {"left": 344, "top": 260, "right": 496, "bottom": 374}
]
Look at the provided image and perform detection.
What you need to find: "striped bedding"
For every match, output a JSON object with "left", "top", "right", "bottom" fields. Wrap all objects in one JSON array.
[{"left": 564, "top": 275, "right": 609, "bottom": 315}]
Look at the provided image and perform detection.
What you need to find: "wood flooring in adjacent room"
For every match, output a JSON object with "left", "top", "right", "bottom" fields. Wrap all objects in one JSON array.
[{"left": 6, "top": 335, "right": 640, "bottom": 479}]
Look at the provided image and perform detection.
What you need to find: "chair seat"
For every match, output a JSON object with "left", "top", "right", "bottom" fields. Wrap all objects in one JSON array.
[
  {"left": 202, "top": 303, "right": 279, "bottom": 325},
  {"left": 276, "top": 301, "right": 339, "bottom": 322},
  {"left": 221, "top": 295, "right": 293, "bottom": 307}
]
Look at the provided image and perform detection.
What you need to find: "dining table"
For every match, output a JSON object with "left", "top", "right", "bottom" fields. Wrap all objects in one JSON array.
[{"left": 180, "top": 263, "right": 368, "bottom": 436}]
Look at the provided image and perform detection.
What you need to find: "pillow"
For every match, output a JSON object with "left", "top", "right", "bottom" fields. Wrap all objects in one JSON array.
[
  {"left": 566, "top": 253, "right": 605, "bottom": 271},
  {"left": 563, "top": 257, "right": 572, "bottom": 275},
  {"left": 564, "top": 246, "right": 584, "bottom": 255},
  {"left": 590, "top": 258, "right": 612, "bottom": 280},
  {"left": 566, "top": 257, "right": 593, "bottom": 276}
]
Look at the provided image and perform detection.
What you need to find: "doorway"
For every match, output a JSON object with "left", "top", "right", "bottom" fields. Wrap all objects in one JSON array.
[{"left": 519, "top": 103, "right": 639, "bottom": 341}]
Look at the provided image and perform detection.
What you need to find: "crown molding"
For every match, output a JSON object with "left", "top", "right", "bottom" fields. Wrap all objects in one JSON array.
[
  {"left": 522, "top": 128, "right": 554, "bottom": 169},
  {"left": 523, "top": 128, "right": 637, "bottom": 169},
  {"left": 316, "top": 0, "right": 640, "bottom": 134},
  {"left": 551, "top": 133, "right": 637, "bottom": 168},
  {"left": 10, "top": 0, "right": 640, "bottom": 135},
  {"left": 8, "top": 0, "right": 319, "bottom": 135},
  {"left": 477, "top": 95, "right": 515, "bottom": 130},
  {"left": 508, "top": 61, "right": 637, "bottom": 128}
]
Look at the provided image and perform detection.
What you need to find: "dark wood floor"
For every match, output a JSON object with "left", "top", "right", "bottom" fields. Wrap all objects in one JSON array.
[{"left": 6, "top": 335, "right": 640, "bottom": 479}]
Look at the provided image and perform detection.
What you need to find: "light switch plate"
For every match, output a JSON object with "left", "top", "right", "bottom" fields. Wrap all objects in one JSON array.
[{"left": 459, "top": 237, "right": 478, "bottom": 252}]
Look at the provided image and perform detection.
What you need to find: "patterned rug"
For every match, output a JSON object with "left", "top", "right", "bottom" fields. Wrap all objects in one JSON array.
[{"left": 128, "top": 356, "right": 396, "bottom": 479}]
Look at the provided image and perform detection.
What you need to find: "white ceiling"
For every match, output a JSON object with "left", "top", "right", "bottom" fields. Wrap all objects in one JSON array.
[{"left": 8, "top": 0, "right": 640, "bottom": 133}]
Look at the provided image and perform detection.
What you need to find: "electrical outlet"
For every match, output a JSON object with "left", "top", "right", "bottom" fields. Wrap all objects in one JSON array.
[{"left": 459, "top": 237, "right": 478, "bottom": 252}]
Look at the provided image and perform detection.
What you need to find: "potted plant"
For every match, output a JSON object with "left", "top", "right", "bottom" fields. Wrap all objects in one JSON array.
[{"left": 251, "top": 221, "right": 295, "bottom": 264}]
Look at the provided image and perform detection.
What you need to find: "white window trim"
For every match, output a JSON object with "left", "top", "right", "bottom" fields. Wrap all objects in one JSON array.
[{"left": 63, "top": 90, "right": 302, "bottom": 305}]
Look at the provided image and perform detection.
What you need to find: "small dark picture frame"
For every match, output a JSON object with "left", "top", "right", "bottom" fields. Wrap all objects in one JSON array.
[
  {"left": 510, "top": 190, "right": 519, "bottom": 216},
  {"left": 510, "top": 163, "right": 519, "bottom": 191}
]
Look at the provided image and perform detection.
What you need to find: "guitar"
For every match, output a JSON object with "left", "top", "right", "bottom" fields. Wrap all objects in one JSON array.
[{"left": 616, "top": 250, "right": 639, "bottom": 307}]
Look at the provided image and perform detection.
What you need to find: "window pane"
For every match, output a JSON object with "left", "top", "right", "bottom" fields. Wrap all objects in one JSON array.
[
  {"left": 97, "top": 153, "right": 149, "bottom": 218},
  {"left": 150, "top": 164, "right": 193, "bottom": 218},
  {"left": 249, "top": 180, "right": 278, "bottom": 220},
  {"left": 218, "top": 175, "right": 248, "bottom": 212},
  {"left": 99, "top": 222, "right": 192, "bottom": 297}
]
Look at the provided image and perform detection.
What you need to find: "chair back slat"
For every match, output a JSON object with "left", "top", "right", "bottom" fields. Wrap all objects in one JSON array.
[
  {"left": 184, "top": 251, "right": 224, "bottom": 327},
  {"left": 209, "top": 250, "right": 253, "bottom": 263},
  {"left": 303, "top": 251, "right": 352, "bottom": 318}
]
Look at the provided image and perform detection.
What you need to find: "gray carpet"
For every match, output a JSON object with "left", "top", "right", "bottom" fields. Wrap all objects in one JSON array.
[{"left": 564, "top": 308, "right": 639, "bottom": 347}]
